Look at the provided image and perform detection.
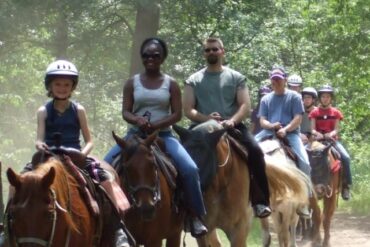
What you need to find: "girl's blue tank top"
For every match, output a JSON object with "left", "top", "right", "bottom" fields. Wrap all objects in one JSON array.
[{"left": 44, "top": 100, "right": 81, "bottom": 150}]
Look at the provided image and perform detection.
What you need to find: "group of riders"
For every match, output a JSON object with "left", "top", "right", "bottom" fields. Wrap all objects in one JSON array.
[
  {"left": 5, "top": 37, "right": 352, "bottom": 247},
  {"left": 253, "top": 73, "right": 351, "bottom": 199}
]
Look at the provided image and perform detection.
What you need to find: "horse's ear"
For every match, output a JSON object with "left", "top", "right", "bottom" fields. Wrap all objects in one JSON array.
[
  {"left": 207, "top": 129, "right": 226, "bottom": 147},
  {"left": 7, "top": 168, "right": 21, "bottom": 189},
  {"left": 144, "top": 131, "right": 157, "bottom": 147},
  {"left": 112, "top": 131, "right": 126, "bottom": 149},
  {"left": 41, "top": 167, "right": 55, "bottom": 189},
  {"left": 172, "top": 125, "right": 191, "bottom": 142}
]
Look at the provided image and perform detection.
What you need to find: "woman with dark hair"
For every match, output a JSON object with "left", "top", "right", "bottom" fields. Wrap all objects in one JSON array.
[{"left": 104, "top": 37, "right": 208, "bottom": 238}]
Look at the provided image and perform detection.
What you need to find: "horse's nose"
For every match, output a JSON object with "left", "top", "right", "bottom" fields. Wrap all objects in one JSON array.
[
  {"left": 315, "top": 184, "right": 325, "bottom": 199},
  {"left": 139, "top": 202, "right": 156, "bottom": 221}
]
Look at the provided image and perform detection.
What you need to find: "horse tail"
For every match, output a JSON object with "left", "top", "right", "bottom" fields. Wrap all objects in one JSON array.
[{"left": 265, "top": 160, "right": 311, "bottom": 204}]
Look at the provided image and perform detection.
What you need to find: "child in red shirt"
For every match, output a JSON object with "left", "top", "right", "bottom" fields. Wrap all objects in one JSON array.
[{"left": 309, "top": 85, "right": 351, "bottom": 200}]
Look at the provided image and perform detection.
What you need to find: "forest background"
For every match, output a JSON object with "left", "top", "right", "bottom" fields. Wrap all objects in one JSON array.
[{"left": 0, "top": 0, "right": 369, "bottom": 241}]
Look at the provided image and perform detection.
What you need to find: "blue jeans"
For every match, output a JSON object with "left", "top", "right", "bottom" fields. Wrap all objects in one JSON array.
[
  {"left": 255, "top": 129, "right": 311, "bottom": 176},
  {"left": 334, "top": 141, "right": 352, "bottom": 186},
  {"left": 104, "top": 129, "right": 206, "bottom": 216}
]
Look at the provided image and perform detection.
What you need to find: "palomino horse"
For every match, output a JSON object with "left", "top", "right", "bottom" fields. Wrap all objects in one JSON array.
[
  {"left": 4, "top": 156, "right": 119, "bottom": 247},
  {"left": 173, "top": 120, "right": 312, "bottom": 247},
  {"left": 112, "top": 132, "right": 184, "bottom": 247},
  {"left": 258, "top": 138, "right": 321, "bottom": 247},
  {"left": 306, "top": 140, "right": 341, "bottom": 247}
]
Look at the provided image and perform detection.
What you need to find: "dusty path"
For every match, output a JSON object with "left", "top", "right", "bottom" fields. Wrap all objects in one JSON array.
[
  {"left": 181, "top": 211, "right": 370, "bottom": 246},
  {"left": 298, "top": 211, "right": 370, "bottom": 247}
]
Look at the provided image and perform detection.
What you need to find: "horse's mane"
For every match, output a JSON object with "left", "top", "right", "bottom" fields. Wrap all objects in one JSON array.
[{"left": 33, "top": 158, "right": 79, "bottom": 232}]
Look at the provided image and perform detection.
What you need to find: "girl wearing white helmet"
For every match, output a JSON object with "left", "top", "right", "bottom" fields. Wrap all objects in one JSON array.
[
  {"left": 287, "top": 74, "right": 303, "bottom": 93},
  {"left": 35, "top": 60, "right": 131, "bottom": 246}
]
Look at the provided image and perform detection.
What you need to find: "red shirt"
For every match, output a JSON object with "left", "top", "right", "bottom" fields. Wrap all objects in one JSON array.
[{"left": 309, "top": 107, "right": 343, "bottom": 134}]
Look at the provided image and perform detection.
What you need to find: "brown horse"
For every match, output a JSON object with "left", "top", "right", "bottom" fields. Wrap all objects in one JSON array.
[
  {"left": 112, "top": 132, "right": 184, "bottom": 247},
  {"left": 173, "top": 120, "right": 311, "bottom": 247},
  {"left": 307, "top": 140, "right": 341, "bottom": 247},
  {"left": 5, "top": 158, "right": 99, "bottom": 247}
]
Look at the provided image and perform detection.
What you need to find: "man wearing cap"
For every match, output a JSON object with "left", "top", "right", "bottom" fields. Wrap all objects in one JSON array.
[
  {"left": 254, "top": 66, "right": 311, "bottom": 217},
  {"left": 255, "top": 67, "right": 310, "bottom": 175}
]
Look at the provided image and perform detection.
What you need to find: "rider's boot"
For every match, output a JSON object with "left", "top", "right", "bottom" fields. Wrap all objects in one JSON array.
[
  {"left": 253, "top": 204, "right": 272, "bottom": 218},
  {"left": 114, "top": 228, "right": 130, "bottom": 247},
  {"left": 341, "top": 185, "right": 351, "bottom": 201},
  {"left": 184, "top": 215, "right": 208, "bottom": 238}
]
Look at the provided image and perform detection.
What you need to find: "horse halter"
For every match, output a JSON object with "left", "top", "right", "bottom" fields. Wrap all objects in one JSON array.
[
  {"left": 6, "top": 189, "right": 59, "bottom": 247},
  {"left": 120, "top": 144, "right": 161, "bottom": 208}
]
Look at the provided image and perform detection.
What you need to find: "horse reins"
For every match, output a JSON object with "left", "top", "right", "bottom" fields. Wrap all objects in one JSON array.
[{"left": 218, "top": 136, "right": 231, "bottom": 167}]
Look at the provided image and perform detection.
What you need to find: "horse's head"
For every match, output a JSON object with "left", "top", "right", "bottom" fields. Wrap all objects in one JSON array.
[
  {"left": 306, "top": 141, "right": 332, "bottom": 199},
  {"left": 113, "top": 131, "right": 160, "bottom": 220},
  {"left": 6, "top": 165, "right": 58, "bottom": 246},
  {"left": 173, "top": 121, "right": 226, "bottom": 190}
]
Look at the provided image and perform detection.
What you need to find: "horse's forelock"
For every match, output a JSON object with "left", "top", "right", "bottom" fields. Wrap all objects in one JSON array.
[
  {"left": 37, "top": 159, "right": 79, "bottom": 232},
  {"left": 121, "top": 136, "right": 143, "bottom": 161}
]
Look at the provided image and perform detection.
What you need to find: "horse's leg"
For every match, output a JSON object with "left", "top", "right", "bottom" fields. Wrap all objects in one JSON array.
[
  {"left": 289, "top": 211, "right": 299, "bottom": 247},
  {"left": 322, "top": 178, "right": 338, "bottom": 247},
  {"left": 165, "top": 232, "right": 182, "bottom": 247},
  {"left": 208, "top": 229, "right": 222, "bottom": 247},
  {"left": 196, "top": 234, "right": 209, "bottom": 247},
  {"left": 224, "top": 219, "right": 250, "bottom": 247},
  {"left": 260, "top": 217, "right": 272, "bottom": 247},
  {"left": 322, "top": 198, "right": 333, "bottom": 247},
  {"left": 147, "top": 240, "right": 163, "bottom": 247},
  {"left": 309, "top": 196, "right": 322, "bottom": 247}
]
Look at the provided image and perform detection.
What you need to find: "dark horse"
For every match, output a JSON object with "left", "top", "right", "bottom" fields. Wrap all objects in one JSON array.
[
  {"left": 112, "top": 131, "right": 184, "bottom": 247},
  {"left": 306, "top": 140, "right": 341, "bottom": 247},
  {"left": 4, "top": 153, "right": 122, "bottom": 247},
  {"left": 174, "top": 120, "right": 306, "bottom": 247}
]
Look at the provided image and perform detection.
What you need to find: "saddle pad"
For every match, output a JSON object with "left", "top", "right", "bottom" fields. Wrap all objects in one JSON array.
[{"left": 259, "top": 139, "right": 281, "bottom": 154}]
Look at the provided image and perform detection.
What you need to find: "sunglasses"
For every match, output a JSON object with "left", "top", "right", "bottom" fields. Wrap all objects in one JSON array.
[
  {"left": 204, "top": 47, "right": 220, "bottom": 53},
  {"left": 141, "top": 52, "right": 161, "bottom": 60}
]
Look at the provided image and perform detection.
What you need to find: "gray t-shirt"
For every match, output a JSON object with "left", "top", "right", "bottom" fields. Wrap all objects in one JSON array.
[
  {"left": 130, "top": 74, "right": 171, "bottom": 131},
  {"left": 300, "top": 111, "right": 311, "bottom": 134},
  {"left": 258, "top": 89, "right": 304, "bottom": 133},
  {"left": 185, "top": 66, "right": 246, "bottom": 123}
]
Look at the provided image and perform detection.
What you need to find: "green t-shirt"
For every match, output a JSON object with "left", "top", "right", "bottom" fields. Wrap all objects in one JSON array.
[{"left": 185, "top": 66, "right": 246, "bottom": 123}]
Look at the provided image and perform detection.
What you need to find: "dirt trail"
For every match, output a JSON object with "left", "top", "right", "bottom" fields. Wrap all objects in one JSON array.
[
  {"left": 181, "top": 211, "right": 370, "bottom": 246},
  {"left": 298, "top": 211, "right": 370, "bottom": 247}
]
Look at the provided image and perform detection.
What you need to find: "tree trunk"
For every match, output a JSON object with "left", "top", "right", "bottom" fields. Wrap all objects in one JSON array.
[
  {"left": 53, "top": 12, "right": 69, "bottom": 59},
  {"left": 0, "top": 162, "right": 4, "bottom": 222},
  {"left": 129, "top": 1, "right": 160, "bottom": 76}
]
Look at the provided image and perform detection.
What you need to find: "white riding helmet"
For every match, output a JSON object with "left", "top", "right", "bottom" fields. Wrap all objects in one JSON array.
[
  {"left": 301, "top": 87, "right": 318, "bottom": 98},
  {"left": 44, "top": 60, "right": 79, "bottom": 90},
  {"left": 287, "top": 74, "right": 303, "bottom": 86}
]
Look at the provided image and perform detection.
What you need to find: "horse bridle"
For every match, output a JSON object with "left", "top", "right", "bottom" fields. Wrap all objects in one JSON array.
[
  {"left": 119, "top": 145, "right": 161, "bottom": 208},
  {"left": 6, "top": 159, "right": 72, "bottom": 247},
  {"left": 5, "top": 189, "right": 59, "bottom": 247}
]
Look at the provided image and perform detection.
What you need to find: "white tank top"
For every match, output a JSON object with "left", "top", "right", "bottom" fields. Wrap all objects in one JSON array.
[{"left": 130, "top": 74, "right": 171, "bottom": 131}]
